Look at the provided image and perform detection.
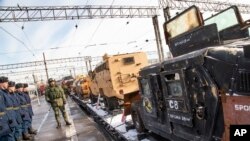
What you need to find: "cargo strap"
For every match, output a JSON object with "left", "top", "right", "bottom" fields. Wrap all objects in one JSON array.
[
  {"left": 0, "top": 112, "right": 5, "bottom": 116},
  {"left": 6, "top": 107, "right": 14, "bottom": 111}
]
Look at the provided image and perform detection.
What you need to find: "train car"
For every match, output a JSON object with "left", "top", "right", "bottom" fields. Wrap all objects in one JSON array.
[
  {"left": 88, "top": 70, "right": 99, "bottom": 103},
  {"left": 62, "top": 75, "right": 74, "bottom": 93},
  {"left": 72, "top": 75, "right": 91, "bottom": 100},
  {"left": 131, "top": 5, "right": 250, "bottom": 141},
  {"left": 92, "top": 52, "right": 148, "bottom": 113}
]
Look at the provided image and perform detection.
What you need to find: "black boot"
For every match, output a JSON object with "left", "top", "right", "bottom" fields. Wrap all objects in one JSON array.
[
  {"left": 16, "top": 137, "right": 23, "bottom": 141},
  {"left": 23, "top": 133, "right": 32, "bottom": 140},
  {"left": 28, "top": 128, "right": 37, "bottom": 135},
  {"left": 56, "top": 123, "right": 61, "bottom": 129},
  {"left": 65, "top": 121, "right": 71, "bottom": 126}
]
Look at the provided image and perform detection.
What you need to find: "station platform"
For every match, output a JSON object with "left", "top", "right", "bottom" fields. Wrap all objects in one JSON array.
[{"left": 31, "top": 96, "right": 109, "bottom": 141}]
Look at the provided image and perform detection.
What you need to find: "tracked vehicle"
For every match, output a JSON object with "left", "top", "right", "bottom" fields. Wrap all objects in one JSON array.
[{"left": 131, "top": 5, "right": 250, "bottom": 141}]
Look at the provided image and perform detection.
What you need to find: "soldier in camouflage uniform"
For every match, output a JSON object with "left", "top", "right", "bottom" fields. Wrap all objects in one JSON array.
[
  {"left": 61, "top": 81, "right": 69, "bottom": 99},
  {"left": 45, "top": 78, "right": 71, "bottom": 128}
]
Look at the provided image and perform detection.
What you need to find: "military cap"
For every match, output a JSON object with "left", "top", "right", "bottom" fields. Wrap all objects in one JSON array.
[
  {"left": 8, "top": 81, "right": 15, "bottom": 87},
  {"left": 0, "top": 76, "right": 8, "bottom": 83},
  {"left": 15, "top": 83, "right": 24, "bottom": 89},
  {"left": 48, "top": 78, "right": 56, "bottom": 83},
  {"left": 23, "top": 83, "right": 28, "bottom": 88}
]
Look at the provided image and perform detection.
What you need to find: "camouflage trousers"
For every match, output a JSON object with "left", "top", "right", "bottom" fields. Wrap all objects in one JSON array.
[{"left": 52, "top": 106, "right": 70, "bottom": 125}]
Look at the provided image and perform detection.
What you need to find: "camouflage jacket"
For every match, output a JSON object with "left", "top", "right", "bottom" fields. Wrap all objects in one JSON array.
[{"left": 45, "top": 86, "right": 66, "bottom": 107}]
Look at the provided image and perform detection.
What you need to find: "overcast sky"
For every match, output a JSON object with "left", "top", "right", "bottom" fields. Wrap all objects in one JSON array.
[
  {"left": 1, "top": 0, "right": 250, "bottom": 82},
  {"left": 0, "top": 0, "right": 161, "bottom": 65}
]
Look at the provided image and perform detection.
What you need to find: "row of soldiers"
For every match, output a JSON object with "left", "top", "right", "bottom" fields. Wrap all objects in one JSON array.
[{"left": 0, "top": 76, "right": 37, "bottom": 141}]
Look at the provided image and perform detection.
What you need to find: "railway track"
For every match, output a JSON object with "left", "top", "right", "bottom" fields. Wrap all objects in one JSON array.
[{"left": 70, "top": 94, "right": 167, "bottom": 141}]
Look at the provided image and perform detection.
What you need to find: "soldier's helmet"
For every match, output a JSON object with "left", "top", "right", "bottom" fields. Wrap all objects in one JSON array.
[{"left": 48, "top": 78, "right": 56, "bottom": 83}]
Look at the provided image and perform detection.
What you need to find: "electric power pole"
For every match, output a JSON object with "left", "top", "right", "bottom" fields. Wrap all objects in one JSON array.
[{"left": 43, "top": 52, "right": 49, "bottom": 82}]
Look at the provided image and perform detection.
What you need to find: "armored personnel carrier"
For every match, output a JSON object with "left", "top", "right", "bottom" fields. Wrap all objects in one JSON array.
[
  {"left": 131, "top": 5, "right": 250, "bottom": 141},
  {"left": 91, "top": 52, "right": 148, "bottom": 114}
]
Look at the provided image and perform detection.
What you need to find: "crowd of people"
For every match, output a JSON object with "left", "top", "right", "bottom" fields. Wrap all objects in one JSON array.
[{"left": 0, "top": 76, "right": 36, "bottom": 141}]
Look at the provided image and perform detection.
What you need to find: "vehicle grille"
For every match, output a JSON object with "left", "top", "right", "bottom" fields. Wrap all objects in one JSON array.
[{"left": 237, "top": 70, "right": 250, "bottom": 93}]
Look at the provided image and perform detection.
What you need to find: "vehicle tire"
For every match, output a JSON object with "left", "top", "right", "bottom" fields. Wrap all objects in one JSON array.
[
  {"left": 131, "top": 101, "right": 146, "bottom": 133},
  {"left": 90, "top": 93, "right": 97, "bottom": 104},
  {"left": 104, "top": 97, "right": 119, "bottom": 111}
]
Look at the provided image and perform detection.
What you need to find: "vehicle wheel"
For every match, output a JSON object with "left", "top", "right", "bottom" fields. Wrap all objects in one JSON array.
[
  {"left": 104, "top": 97, "right": 119, "bottom": 111},
  {"left": 131, "top": 102, "right": 146, "bottom": 133},
  {"left": 90, "top": 93, "right": 97, "bottom": 104}
]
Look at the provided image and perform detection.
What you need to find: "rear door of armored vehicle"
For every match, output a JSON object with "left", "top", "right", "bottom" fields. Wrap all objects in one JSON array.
[
  {"left": 136, "top": 64, "right": 173, "bottom": 137},
  {"left": 161, "top": 53, "right": 221, "bottom": 141},
  {"left": 162, "top": 5, "right": 220, "bottom": 140}
]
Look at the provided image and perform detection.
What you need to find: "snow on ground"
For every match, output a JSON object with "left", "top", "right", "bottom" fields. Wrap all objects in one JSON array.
[
  {"left": 141, "top": 139, "right": 151, "bottom": 141},
  {"left": 86, "top": 103, "right": 108, "bottom": 117},
  {"left": 86, "top": 103, "right": 141, "bottom": 141}
]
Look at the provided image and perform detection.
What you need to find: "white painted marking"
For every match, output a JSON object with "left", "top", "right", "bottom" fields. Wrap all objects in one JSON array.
[
  {"left": 65, "top": 100, "right": 78, "bottom": 141},
  {"left": 37, "top": 106, "right": 51, "bottom": 133}
]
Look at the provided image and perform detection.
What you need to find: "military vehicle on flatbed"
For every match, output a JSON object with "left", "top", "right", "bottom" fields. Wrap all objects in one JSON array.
[
  {"left": 131, "top": 5, "right": 250, "bottom": 141},
  {"left": 91, "top": 52, "right": 148, "bottom": 114}
]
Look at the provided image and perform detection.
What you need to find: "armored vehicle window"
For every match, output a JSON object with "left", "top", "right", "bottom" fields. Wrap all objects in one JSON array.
[
  {"left": 140, "top": 78, "right": 151, "bottom": 96},
  {"left": 123, "top": 57, "right": 135, "bottom": 65},
  {"left": 164, "top": 6, "right": 202, "bottom": 40},
  {"left": 163, "top": 73, "right": 183, "bottom": 96},
  {"left": 167, "top": 81, "right": 183, "bottom": 96},
  {"left": 95, "top": 62, "right": 107, "bottom": 73},
  {"left": 165, "top": 73, "right": 180, "bottom": 81},
  {"left": 205, "top": 7, "right": 239, "bottom": 31}
]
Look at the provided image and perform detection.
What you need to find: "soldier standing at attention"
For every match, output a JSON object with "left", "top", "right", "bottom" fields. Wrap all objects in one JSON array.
[
  {"left": 23, "top": 83, "right": 37, "bottom": 135},
  {"left": 2, "top": 79, "right": 20, "bottom": 141},
  {"left": 8, "top": 81, "right": 24, "bottom": 141},
  {"left": 0, "top": 76, "right": 12, "bottom": 141},
  {"left": 45, "top": 78, "right": 71, "bottom": 128},
  {"left": 15, "top": 83, "right": 33, "bottom": 140}
]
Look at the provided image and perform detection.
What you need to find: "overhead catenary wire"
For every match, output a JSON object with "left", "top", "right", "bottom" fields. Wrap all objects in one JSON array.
[
  {"left": 85, "top": 0, "right": 116, "bottom": 47},
  {"left": 0, "top": 26, "right": 35, "bottom": 56},
  {"left": 4, "top": 22, "right": 38, "bottom": 59},
  {"left": 67, "top": 0, "right": 91, "bottom": 47},
  {"left": 0, "top": 38, "right": 159, "bottom": 55}
]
